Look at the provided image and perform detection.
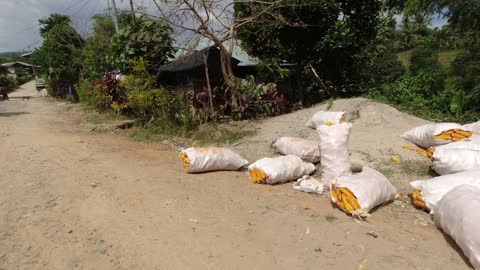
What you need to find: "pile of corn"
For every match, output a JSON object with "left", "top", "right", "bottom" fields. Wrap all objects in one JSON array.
[
  {"left": 249, "top": 168, "right": 268, "bottom": 184},
  {"left": 435, "top": 129, "right": 472, "bottom": 142},
  {"left": 331, "top": 184, "right": 361, "bottom": 213},
  {"left": 179, "top": 153, "right": 190, "bottom": 169},
  {"left": 403, "top": 145, "right": 436, "bottom": 159},
  {"left": 412, "top": 189, "right": 427, "bottom": 209}
]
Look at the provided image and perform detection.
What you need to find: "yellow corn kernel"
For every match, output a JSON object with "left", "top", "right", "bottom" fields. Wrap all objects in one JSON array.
[
  {"left": 435, "top": 134, "right": 452, "bottom": 140},
  {"left": 456, "top": 130, "right": 472, "bottom": 138},
  {"left": 391, "top": 156, "right": 401, "bottom": 164}
]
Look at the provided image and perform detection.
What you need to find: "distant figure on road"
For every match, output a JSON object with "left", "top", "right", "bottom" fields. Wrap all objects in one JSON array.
[{"left": 0, "top": 87, "right": 9, "bottom": 101}]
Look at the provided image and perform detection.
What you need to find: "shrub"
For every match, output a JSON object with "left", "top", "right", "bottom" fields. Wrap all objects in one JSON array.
[
  {"left": 233, "top": 76, "right": 289, "bottom": 120},
  {"left": 410, "top": 47, "right": 442, "bottom": 74},
  {"left": 368, "top": 53, "right": 405, "bottom": 85},
  {"left": 0, "top": 75, "right": 16, "bottom": 91},
  {"left": 90, "top": 74, "right": 127, "bottom": 112}
]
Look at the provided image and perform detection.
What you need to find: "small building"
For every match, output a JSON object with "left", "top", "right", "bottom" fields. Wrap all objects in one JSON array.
[
  {"left": 157, "top": 46, "right": 240, "bottom": 92},
  {"left": 0, "top": 61, "right": 36, "bottom": 78}
]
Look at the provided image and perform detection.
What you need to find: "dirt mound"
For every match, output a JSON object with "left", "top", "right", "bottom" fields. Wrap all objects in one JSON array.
[{"left": 232, "top": 97, "right": 433, "bottom": 192}]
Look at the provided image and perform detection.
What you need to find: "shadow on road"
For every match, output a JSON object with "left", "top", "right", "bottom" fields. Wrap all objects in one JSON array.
[{"left": 0, "top": 112, "right": 30, "bottom": 117}]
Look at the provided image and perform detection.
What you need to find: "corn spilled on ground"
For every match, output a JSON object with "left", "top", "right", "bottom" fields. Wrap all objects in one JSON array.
[
  {"left": 331, "top": 184, "right": 361, "bottom": 213},
  {"left": 412, "top": 189, "right": 428, "bottom": 210},
  {"left": 179, "top": 153, "right": 190, "bottom": 169},
  {"left": 249, "top": 167, "right": 268, "bottom": 184},
  {"left": 435, "top": 129, "right": 473, "bottom": 142},
  {"left": 403, "top": 145, "right": 436, "bottom": 159}
]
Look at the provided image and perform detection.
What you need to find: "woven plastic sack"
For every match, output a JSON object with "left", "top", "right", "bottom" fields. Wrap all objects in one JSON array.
[
  {"left": 401, "top": 123, "right": 463, "bottom": 148},
  {"left": 463, "top": 120, "right": 480, "bottom": 135},
  {"left": 248, "top": 155, "right": 315, "bottom": 185},
  {"left": 273, "top": 137, "right": 320, "bottom": 163},
  {"left": 410, "top": 169, "right": 480, "bottom": 213},
  {"left": 179, "top": 147, "right": 248, "bottom": 173},
  {"left": 432, "top": 148, "right": 480, "bottom": 175},
  {"left": 306, "top": 111, "right": 345, "bottom": 129},
  {"left": 330, "top": 167, "right": 397, "bottom": 216},
  {"left": 434, "top": 184, "right": 480, "bottom": 270},
  {"left": 317, "top": 122, "right": 352, "bottom": 185}
]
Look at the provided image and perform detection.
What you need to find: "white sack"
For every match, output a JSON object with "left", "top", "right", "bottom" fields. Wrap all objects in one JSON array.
[
  {"left": 401, "top": 123, "right": 461, "bottom": 148},
  {"left": 410, "top": 169, "right": 480, "bottom": 213},
  {"left": 180, "top": 147, "right": 248, "bottom": 173},
  {"left": 248, "top": 155, "right": 315, "bottom": 185},
  {"left": 292, "top": 175, "right": 324, "bottom": 195},
  {"left": 463, "top": 120, "right": 480, "bottom": 135},
  {"left": 306, "top": 111, "right": 345, "bottom": 129},
  {"left": 432, "top": 148, "right": 480, "bottom": 175},
  {"left": 273, "top": 137, "right": 321, "bottom": 163},
  {"left": 331, "top": 167, "right": 397, "bottom": 213},
  {"left": 317, "top": 122, "right": 352, "bottom": 185},
  {"left": 434, "top": 184, "right": 480, "bottom": 270}
]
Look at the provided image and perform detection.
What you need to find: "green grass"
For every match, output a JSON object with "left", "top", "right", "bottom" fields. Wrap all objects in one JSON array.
[
  {"left": 127, "top": 122, "right": 256, "bottom": 146},
  {"left": 190, "top": 124, "right": 256, "bottom": 146},
  {"left": 87, "top": 110, "right": 129, "bottom": 125},
  {"left": 397, "top": 49, "right": 464, "bottom": 69}
]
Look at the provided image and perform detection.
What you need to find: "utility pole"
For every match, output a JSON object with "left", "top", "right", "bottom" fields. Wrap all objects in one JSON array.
[
  {"left": 109, "top": 0, "right": 120, "bottom": 33},
  {"left": 129, "top": 0, "right": 136, "bottom": 24}
]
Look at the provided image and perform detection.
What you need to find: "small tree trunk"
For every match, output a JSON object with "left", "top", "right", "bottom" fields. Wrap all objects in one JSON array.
[
  {"left": 219, "top": 50, "right": 238, "bottom": 108},
  {"left": 203, "top": 55, "right": 214, "bottom": 112}
]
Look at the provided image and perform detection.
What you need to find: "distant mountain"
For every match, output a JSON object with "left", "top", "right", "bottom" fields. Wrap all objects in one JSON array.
[{"left": 0, "top": 51, "right": 27, "bottom": 58}]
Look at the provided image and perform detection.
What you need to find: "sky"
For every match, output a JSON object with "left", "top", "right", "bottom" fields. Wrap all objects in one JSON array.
[{"left": 0, "top": 0, "right": 154, "bottom": 53}]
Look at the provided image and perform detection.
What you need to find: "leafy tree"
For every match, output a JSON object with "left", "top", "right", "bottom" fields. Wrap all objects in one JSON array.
[
  {"left": 82, "top": 14, "right": 117, "bottom": 80},
  {"left": 235, "top": 0, "right": 383, "bottom": 101},
  {"left": 39, "top": 13, "right": 71, "bottom": 38},
  {"left": 107, "top": 16, "right": 175, "bottom": 74},
  {"left": 34, "top": 14, "right": 84, "bottom": 98}
]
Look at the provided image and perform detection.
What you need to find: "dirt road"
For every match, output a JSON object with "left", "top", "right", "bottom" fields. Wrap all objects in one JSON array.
[{"left": 0, "top": 81, "right": 471, "bottom": 269}]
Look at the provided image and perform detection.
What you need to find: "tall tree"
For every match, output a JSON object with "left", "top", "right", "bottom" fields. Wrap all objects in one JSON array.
[
  {"left": 235, "top": 0, "right": 383, "bottom": 100},
  {"left": 34, "top": 14, "right": 84, "bottom": 98},
  {"left": 107, "top": 15, "right": 175, "bottom": 74},
  {"left": 39, "top": 13, "right": 71, "bottom": 38}
]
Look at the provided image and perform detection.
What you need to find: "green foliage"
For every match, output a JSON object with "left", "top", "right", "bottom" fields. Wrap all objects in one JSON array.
[
  {"left": 107, "top": 16, "right": 175, "bottom": 73},
  {"left": 14, "top": 67, "right": 32, "bottom": 85},
  {"left": 82, "top": 11, "right": 133, "bottom": 80},
  {"left": 233, "top": 75, "right": 289, "bottom": 120},
  {"left": 33, "top": 14, "right": 84, "bottom": 98},
  {"left": 410, "top": 46, "right": 442, "bottom": 74},
  {"left": 235, "top": 0, "right": 383, "bottom": 98},
  {"left": 450, "top": 90, "right": 464, "bottom": 118},
  {"left": 90, "top": 74, "right": 127, "bottom": 112},
  {"left": 0, "top": 75, "right": 16, "bottom": 91},
  {"left": 38, "top": 13, "right": 71, "bottom": 38},
  {"left": 365, "top": 52, "right": 405, "bottom": 86},
  {"left": 121, "top": 60, "right": 195, "bottom": 130}
]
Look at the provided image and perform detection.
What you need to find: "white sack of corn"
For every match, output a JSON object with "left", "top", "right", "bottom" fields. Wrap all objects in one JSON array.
[
  {"left": 179, "top": 147, "right": 248, "bottom": 173},
  {"left": 330, "top": 167, "right": 397, "bottom": 216},
  {"left": 306, "top": 111, "right": 346, "bottom": 129},
  {"left": 248, "top": 155, "right": 315, "bottom": 184},
  {"left": 317, "top": 122, "right": 352, "bottom": 186},
  {"left": 434, "top": 184, "right": 480, "bottom": 270},
  {"left": 410, "top": 169, "right": 480, "bottom": 213},
  {"left": 462, "top": 120, "right": 480, "bottom": 134},
  {"left": 432, "top": 148, "right": 480, "bottom": 175},
  {"left": 273, "top": 137, "right": 321, "bottom": 163},
  {"left": 401, "top": 123, "right": 473, "bottom": 148}
]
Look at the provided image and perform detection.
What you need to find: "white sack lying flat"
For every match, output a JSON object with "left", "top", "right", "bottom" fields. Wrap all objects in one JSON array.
[{"left": 434, "top": 184, "right": 480, "bottom": 270}]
